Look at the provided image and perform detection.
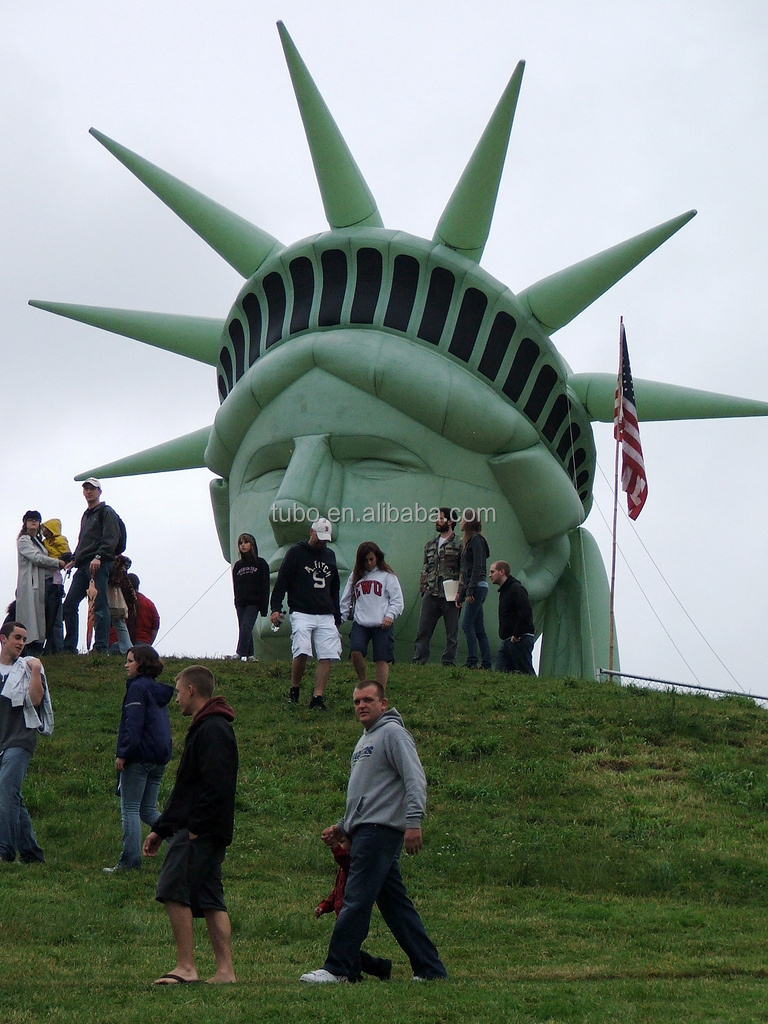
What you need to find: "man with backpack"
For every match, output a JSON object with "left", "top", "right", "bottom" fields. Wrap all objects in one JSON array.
[{"left": 62, "top": 477, "right": 125, "bottom": 654}]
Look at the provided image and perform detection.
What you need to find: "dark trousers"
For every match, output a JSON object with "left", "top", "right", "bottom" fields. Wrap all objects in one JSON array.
[
  {"left": 323, "top": 824, "right": 447, "bottom": 981},
  {"left": 63, "top": 559, "right": 113, "bottom": 652},
  {"left": 235, "top": 604, "right": 259, "bottom": 658},
  {"left": 412, "top": 593, "right": 460, "bottom": 665},
  {"left": 358, "top": 949, "right": 391, "bottom": 978},
  {"left": 460, "top": 583, "right": 492, "bottom": 668},
  {"left": 494, "top": 634, "right": 536, "bottom": 675},
  {"left": 44, "top": 579, "right": 64, "bottom": 654}
]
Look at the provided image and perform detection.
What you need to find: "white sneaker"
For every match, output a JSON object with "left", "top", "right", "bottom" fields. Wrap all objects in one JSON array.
[{"left": 300, "top": 969, "right": 347, "bottom": 984}]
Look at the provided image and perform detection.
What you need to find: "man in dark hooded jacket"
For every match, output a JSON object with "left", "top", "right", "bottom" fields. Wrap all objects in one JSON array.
[{"left": 143, "top": 665, "right": 238, "bottom": 985}]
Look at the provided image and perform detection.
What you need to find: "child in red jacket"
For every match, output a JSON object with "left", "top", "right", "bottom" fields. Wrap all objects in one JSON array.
[{"left": 315, "top": 838, "right": 392, "bottom": 981}]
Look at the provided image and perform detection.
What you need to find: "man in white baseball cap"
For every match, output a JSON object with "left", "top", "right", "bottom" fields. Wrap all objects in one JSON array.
[
  {"left": 63, "top": 479, "right": 122, "bottom": 654},
  {"left": 269, "top": 519, "right": 341, "bottom": 710},
  {"left": 312, "top": 518, "right": 332, "bottom": 542}
]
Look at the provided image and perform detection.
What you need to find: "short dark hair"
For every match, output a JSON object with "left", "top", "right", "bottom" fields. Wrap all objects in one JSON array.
[
  {"left": 176, "top": 665, "right": 215, "bottom": 699},
  {"left": 129, "top": 644, "right": 163, "bottom": 678},
  {"left": 354, "top": 679, "right": 386, "bottom": 700},
  {"left": 438, "top": 506, "right": 456, "bottom": 526},
  {"left": 0, "top": 620, "right": 26, "bottom": 640},
  {"left": 492, "top": 560, "right": 511, "bottom": 577}
]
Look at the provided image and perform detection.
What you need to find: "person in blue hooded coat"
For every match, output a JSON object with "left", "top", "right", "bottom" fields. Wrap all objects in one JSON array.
[{"left": 104, "top": 644, "right": 172, "bottom": 872}]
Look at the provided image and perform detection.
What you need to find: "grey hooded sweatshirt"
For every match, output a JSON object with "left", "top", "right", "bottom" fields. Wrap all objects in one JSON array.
[{"left": 339, "top": 707, "right": 427, "bottom": 836}]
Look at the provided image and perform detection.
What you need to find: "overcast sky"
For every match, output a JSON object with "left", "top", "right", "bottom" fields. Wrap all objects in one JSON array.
[{"left": 3, "top": 1, "right": 767, "bottom": 694}]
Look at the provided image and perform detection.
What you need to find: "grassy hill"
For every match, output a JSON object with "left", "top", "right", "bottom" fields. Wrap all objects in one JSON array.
[{"left": 3, "top": 656, "right": 768, "bottom": 1023}]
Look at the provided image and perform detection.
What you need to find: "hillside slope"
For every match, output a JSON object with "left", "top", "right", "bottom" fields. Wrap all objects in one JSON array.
[{"left": 3, "top": 657, "right": 768, "bottom": 1023}]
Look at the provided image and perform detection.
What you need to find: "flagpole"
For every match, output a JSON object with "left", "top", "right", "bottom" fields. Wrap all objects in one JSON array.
[{"left": 608, "top": 317, "right": 623, "bottom": 673}]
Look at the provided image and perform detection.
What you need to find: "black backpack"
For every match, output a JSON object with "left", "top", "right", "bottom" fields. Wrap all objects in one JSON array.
[{"left": 99, "top": 505, "right": 127, "bottom": 556}]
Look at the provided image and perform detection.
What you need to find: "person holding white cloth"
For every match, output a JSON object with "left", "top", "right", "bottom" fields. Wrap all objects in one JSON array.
[{"left": 0, "top": 621, "right": 54, "bottom": 863}]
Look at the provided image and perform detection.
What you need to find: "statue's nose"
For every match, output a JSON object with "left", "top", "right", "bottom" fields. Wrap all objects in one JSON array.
[{"left": 268, "top": 434, "right": 343, "bottom": 545}]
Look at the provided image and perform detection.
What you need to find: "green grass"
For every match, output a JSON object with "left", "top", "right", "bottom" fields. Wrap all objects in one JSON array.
[{"left": 4, "top": 657, "right": 768, "bottom": 1022}]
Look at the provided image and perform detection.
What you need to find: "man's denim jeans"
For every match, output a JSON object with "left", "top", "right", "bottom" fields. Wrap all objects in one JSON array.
[
  {"left": 323, "top": 823, "right": 447, "bottom": 980},
  {"left": 63, "top": 558, "right": 113, "bottom": 652},
  {"left": 0, "top": 746, "right": 45, "bottom": 863}
]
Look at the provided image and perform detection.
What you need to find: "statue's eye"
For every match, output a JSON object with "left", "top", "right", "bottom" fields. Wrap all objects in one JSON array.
[{"left": 331, "top": 437, "right": 427, "bottom": 471}]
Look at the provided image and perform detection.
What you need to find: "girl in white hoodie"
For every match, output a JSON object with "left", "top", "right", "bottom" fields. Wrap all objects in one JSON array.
[{"left": 340, "top": 542, "right": 404, "bottom": 689}]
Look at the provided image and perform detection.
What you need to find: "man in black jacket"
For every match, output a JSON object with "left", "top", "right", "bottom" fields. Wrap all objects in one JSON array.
[
  {"left": 62, "top": 478, "right": 121, "bottom": 654},
  {"left": 269, "top": 518, "right": 341, "bottom": 711},
  {"left": 143, "top": 665, "right": 238, "bottom": 985},
  {"left": 489, "top": 561, "right": 536, "bottom": 675}
]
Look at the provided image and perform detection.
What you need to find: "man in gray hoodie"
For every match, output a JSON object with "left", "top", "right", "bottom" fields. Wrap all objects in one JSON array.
[{"left": 300, "top": 681, "right": 447, "bottom": 984}]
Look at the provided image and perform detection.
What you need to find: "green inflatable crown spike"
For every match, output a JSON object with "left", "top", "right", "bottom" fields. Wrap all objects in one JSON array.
[
  {"left": 74, "top": 427, "right": 212, "bottom": 479},
  {"left": 89, "top": 128, "right": 284, "bottom": 277},
  {"left": 434, "top": 61, "right": 525, "bottom": 262},
  {"left": 27, "top": 301, "right": 223, "bottom": 366},
  {"left": 520, "top": 209, "right": 697, "bottom": 332},
  {"left": 277, "top": 21, "right": 383, "bottom": 230},
  {"left": 570, "top": 375, "right": 768, "bottom": 421}
]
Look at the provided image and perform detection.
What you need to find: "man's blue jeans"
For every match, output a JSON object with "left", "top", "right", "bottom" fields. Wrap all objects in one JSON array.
[
  {"left": 0, "top": 746, "right": 45, "bottom": 863},
  {"left": 63, "top": 559, "right": 113, "bottom": 652},
  {"left": 323, "top": 823, "right": 447, "bottom": 980},
  {"left": 116, "top": 761, "right": 166, "bottom": 869}
]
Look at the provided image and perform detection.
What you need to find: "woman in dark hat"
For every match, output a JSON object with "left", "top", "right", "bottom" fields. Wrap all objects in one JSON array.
[{"left": 16, "top": 511, "right": 69, "bottom": 655}]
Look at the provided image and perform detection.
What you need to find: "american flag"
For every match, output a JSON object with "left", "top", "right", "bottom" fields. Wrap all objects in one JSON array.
[{"left": 613, "top": 319, "right": 647, "bottom": 520}]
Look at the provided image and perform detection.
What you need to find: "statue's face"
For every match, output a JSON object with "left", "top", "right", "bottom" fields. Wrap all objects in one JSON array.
[{"left": 225, "top": 366, "right": 570, "bottom": 652}]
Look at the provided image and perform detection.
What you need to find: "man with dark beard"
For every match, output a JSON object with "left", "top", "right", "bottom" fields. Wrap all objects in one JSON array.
[{"left": 412, "top": 508, "right": 462, "bottom": 666}]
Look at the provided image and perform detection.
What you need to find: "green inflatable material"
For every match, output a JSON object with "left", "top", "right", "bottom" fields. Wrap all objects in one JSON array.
[{"left": 30, "top": 22, "right": 768, "bottom": 676}]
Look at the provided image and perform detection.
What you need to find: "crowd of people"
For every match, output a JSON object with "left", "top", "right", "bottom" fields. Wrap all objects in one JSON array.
[
  {"left": 263, "top": 506, "right": 536, "bottom": 711},
  {"left": 9, "top": 479, "right": 160, "bottom": 659},
  {"left": 0, "top": 619, "right": 445, "bottom": 986},
  {"left": 9, "top": 480, "right": 534, "bottom": 690},
  {"left": 2, "top": 491, "right": 542, "bottom": 986}
]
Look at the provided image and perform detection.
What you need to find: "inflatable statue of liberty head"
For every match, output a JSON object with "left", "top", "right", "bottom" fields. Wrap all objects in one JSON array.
[{"left": 31, "top": 23, "right": 768, "bottom": 675}]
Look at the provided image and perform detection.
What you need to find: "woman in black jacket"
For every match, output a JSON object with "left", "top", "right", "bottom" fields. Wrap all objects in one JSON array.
[
  {"left": 231, "top": 533, "right": 270, "bottom": 661},
  {"left": 104, "top": 644, "right": 172, "bottom": 873}
]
